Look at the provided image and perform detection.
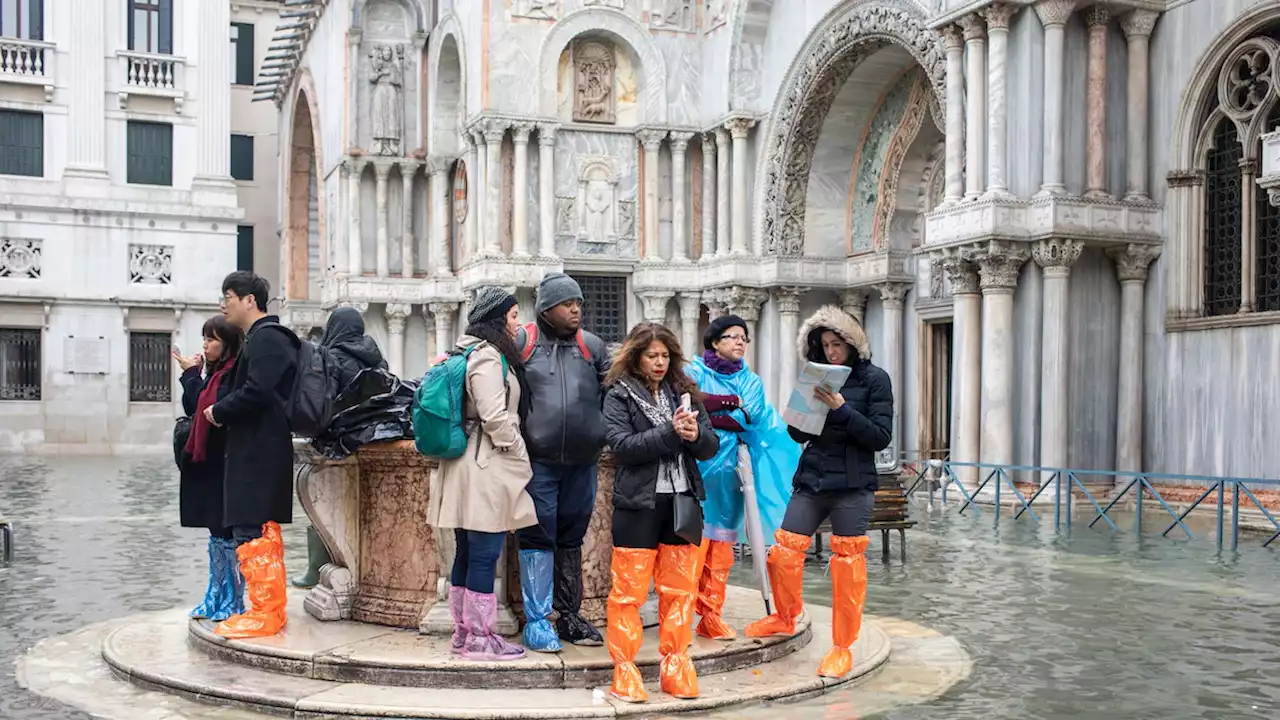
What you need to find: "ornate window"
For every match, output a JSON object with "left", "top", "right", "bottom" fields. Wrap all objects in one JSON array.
[
  {"left": 128, "top": 332, "right": 171, "bottom": 402},
  {"left": 0, "top": 327, "right": 40, "bottom": 401},
  {"left": 572, "top": 274, "right": 626, "bottom": 344},
  {"left": 1203, "top": 118, "right": 1243, "bottom": 316}
]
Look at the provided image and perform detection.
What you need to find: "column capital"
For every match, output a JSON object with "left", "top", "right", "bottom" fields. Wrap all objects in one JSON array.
[
  {"left": 724, "top": 116, "right": 756, "bottom": 139},
  {"left": 386, "top": 302, "right": 412, "bottom": 330},
  {"left": 1120, "top": 9, "right": 1159, "bottom": 39},
  {"left": 976, "top": 244, "right": 1030, "bottom": 292},
  {"left": 636, "top": 128, "right": 668, "bottom": 150},
  {"left": 1085, "top": 4, "right": 1111, "bottom": 29},
  {"left": 425, "top": 155, "right": 452, "bottom": 175},
  {"left": 714, "top": 126, "right": 731, "bottom": 148},
  {"left": 536, "top": 122, "right": 560, "bottom": 145},
  {"left": 771, "top": 285, "right": 808, "bottom": 316},
  {"left": 479, "top": 118, "right": 509, "bottom": 144},
  {"left": 1166, "top": 169, "right": 1205, "bottom": 187},
  {"left": 1033, "top": 0, "right": 1075, "bottom": 28},
  {"left": 940, "top": 24, "right": 966, "bottom": 51},
  {"left": 1032, "top": 239, "right": 1084, "bottom": 274},
  {"left": 937, "top": 253, "right": 980, "bottom": 295},
  {"left": 874, "top": 282, "right": 910, "bottom": 308},
  {"left": 428, "top": 301, "right": 459, "bottom": 318},
  {"left": 701, "top": 131, "right": 718, "bottom": 155},
  {"left": 372, "top": 160, "right": 394, "bottom": 179},
  {"left": 982, "top": 2, "right": 1018, "bottom": 31},
  {"left": 510, "top": 122, "right": 534, "bottom": 144},
  {"left": 702, "top": 288, "right": 728, "bottom": 319},
  {"left": 839, "top": 288, "right": 869, "bottom": 317},
  {"left": 1240, "top": 158, "right": 1259, "bottom": 175},
  {"left": 725, "top": 286, "right": 768, "bottom": 321},
  {"left": 1107, "top": 243, "right": 1161, "bottom": 282},
  {"left": 957, "top": 13, "right": 987, "bottom": 42},
  {"left": 638, "top": 290, "right": 675, "bottom": 323},
  {"left": 668, "top": 131, "right": 695, "bottom": 152},
  {"left": 676, "top": 292, "right": 702, "bottom": 320}
]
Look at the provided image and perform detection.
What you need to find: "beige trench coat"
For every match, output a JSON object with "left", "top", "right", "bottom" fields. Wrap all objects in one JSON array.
[{"left": 427, "top": 337, "right": 538, "bottom": 533}]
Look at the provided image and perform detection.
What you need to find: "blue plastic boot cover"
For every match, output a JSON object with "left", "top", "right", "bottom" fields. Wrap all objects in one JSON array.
[
  {"left": 190, "top": 536, "right": 223, "bottom": 619},
  {"left": 519, "top": 549, "right": 563, "bottom": 652},
  {"left": 214, "top": 537, "right": 246, "bottom": 620}
]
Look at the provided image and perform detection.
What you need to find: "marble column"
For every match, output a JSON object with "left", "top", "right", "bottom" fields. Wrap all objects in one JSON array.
[
  {"left": 348, "top": 159, "right": 364, "bottom": 275},
  {"left": 876, "top": 283, "right": 909, "bottom": 462},
  {"left": 374, "top": 162, "right": 392, "bottom": 277},
  {"left": 63, "top": 0, "right": 107, "bottom": 177},
  {"left": 401, "top": 165, "right": 415, "bottom": 278},
  {"left": 638, "top": 291, "right": 674, "bottom": 324},
  {"left": 839, "top": 288, "right": 868, "bottom": 326},
  {"left": 1033, "top": 240, "right": 1083, "bottom": 483},
  {"left": 677, "top": 293, "right": 702, "bottom": 361},
  {"left": 773, "top": 287, "right": 808, "bottom": 403},
  {"left": 701, "top": 133, "right": 718, "bottom": 259},
  {"left": 725, "top": 286, "right": 767, "bottom": 368},
  {"left": 637, "top": 129, "right": 667, "bottom": 261},
  {"left": 669, "top": 132, "right": 694, "bottom": 262},
  {"left": 1122, "top": 11, "right": 1159, "bottom": 203},
  {"left": 194, "top": 0, "right": 232, "bottom": 183},
  {"left": 428, "top": 158, "right": 452, "bottom": 277},
  {"left": 982, "top": 3, "right": 1016, "bottom": 198},
  {"left": 1085, "top": 6, "right": 1112, "bottom": 199},
  {"left": 944, "top": 256, "right": 982, "bottom": 486},
  {"left": 1108, "top": 244, "right": 1159, "bottom": 474},
  {"left": 537, "top": 123, "right": 559, "bottom": 258},
  {"left": 1035, "top": 0, "right": 1074, "bottom": 196},
  {"left": 385, "top": 303, "right": 411, "bottom": 377},
  {"left": 511, "top": 123, "right": 533, "bottom": 257},
  {"left": 483, "top": 122, "right": 506, "bottom": 257},
  {"left": 464, "top": 134, "right": 480, "bottom": 258},
  {"left": 941, "top": 25, "right": 966, "bottom": 207},
  {"left": 715, "top": 128, "right": 732, "bottom": 257},
  {"left": 977, "top": 244, "right": 1028, "bottom": 470},
  {"left": 726, "top": 118, "right": 756, "bottom": 255},
  {"left": 430, "top": 302, "right": 457, "bottom": 358},
  {"left": 1241, "top": 159, "right": 1257, "bottom": 312},
  {"left": 958, "top": 14, "right": 987, "bottom": 201}
]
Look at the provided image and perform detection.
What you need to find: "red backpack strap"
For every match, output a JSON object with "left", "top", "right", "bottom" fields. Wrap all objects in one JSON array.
[
  {"left": 519, "top": 322, "right": 539, "bottom": 363},
  {"left": 574, "top": 329, "right": 592, "bottom": 362}
]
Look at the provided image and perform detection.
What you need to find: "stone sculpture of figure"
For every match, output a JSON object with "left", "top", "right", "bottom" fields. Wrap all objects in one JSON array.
[
  {"left": 573, "top": 41, "right": 615, "bottom": 124},
  {"left": 584, "top": 181, "right": 614, "bottom": 241},
  {"left": 369, "top": 44, "right": 404, "bottom": 156}
]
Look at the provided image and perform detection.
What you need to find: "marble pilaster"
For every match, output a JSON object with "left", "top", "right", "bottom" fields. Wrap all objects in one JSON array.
[
  {"left": 982, "top": 4, "right": 1016, "bottom": 198},
  {"left": 726, "top": 118, "right": 756, "bottom": 255},
  {"left": 64, "top": 0, "right": 107, "bottom": 177},
  {"left": 348, "top": 159, "right": 364, "bottom": 275},
  {"left": 941, "top": 25, "right": 966, "bottom": 207},
  {"left": 511, "top": 124, "right": 533, "bottom": 257},
  {"left": 194, "top": 0, "right": 232, "bottom": 183},
  {"left": 430, "top": 302, "right": 457, "bottom": 357},
  {"left": 724, "top": 286, "right": 767, "bottom": 368},
  {"left": 677, "top": 293, "right": 702, "bottom": 360},
  {"left": 773, "top": 287, "right": 808, "bottom": 402},
  {"left": 1108, "top": 244, "right": 1159, "bottom": 474},
  {"left": 958, "top": 14, "right": 987, "bottom": 200},
  {"left": 637, "top": 129, "right": 667, "bottom": 261},
  {"left": 464, "top": 134, "right": 480, "bottom": 257},
  {"left": 400, "top": 166, "right": 416, "bottom": 278},
  {"left": 977, "top": 245, "right": 1028, "bottom": 469},
  {"left": 537, "top": 124, "right": 559, "bottom": 258},
  {"left": 482, "top": 122, "right": 507, "bottom": 256},
  {"left": 1033, "top": 239, "right": 1083, "bottom": 483},
  {"left": 385, "top": 303, "right": 411, "bottom": 377},
  {"left": 1121, "top": 11, "right": 1158, "bottom": 203},
  {"left": 1035, "top": 0, "right": 1074, "bottom": 196},
  {"left": 839, "top": 288, "right": 868, "bottom": 326},
  {"left": 943, "top": 256, "right": 982, "bottom": 487},
  {"left": 1085, "top": 6, "right": 1112, "bottom": 199},
  {"left": 701, "top": 133, "right": 717, "bottom": 259},
  {"left": 428, "top": 157, "right": 452, "bottom": 277},
  {"left": 669, "top": 132, "right": 694, "bottom": 262},
  {"left": 374, "top": 162, "right": 392, "bottom": 277},
  {"left": 715, "top": 128, "right": 731, "bottom": 257}
]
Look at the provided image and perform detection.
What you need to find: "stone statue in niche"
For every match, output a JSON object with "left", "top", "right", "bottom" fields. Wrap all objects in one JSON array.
[
  {"left": 369, "top": 44, "right": 405, "bottom": 156},
  {"left": 573, "top": 40, "right": 615, "bottom": 124},
  {"left": 576, "top": 156, "right": 620, "bottom": 243}
]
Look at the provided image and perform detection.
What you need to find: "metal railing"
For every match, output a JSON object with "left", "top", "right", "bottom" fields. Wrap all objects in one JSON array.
[{"left": 904, "top": 459, "right": 1280, "bottom": 551}]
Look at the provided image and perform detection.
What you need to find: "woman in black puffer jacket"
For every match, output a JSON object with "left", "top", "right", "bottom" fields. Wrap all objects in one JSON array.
[{"left": 744, "top": 305, "right": 893, "bottom": 681}]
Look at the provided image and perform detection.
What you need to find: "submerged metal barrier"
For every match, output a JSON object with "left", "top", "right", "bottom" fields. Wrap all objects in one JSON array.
[{"left": 904, "top": 459, "right": 1280, "bottom": 551}]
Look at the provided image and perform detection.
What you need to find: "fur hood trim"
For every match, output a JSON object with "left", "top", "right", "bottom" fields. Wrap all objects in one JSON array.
[{"left": 796, "top": 305, "right": 871, "bottom": 361}]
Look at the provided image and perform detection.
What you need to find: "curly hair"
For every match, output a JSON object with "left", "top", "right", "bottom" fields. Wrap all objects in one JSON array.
[
  {"left": 605, "top": 322, "right": 702, "bottom": 401},
  {"left": 464, "top": 318, "right": 523, "bottom": 370}
]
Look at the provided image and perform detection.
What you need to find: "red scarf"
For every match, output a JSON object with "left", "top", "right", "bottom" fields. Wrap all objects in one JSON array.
[{"left": 185, "top": 358, "right": 236, "bottom": 463}]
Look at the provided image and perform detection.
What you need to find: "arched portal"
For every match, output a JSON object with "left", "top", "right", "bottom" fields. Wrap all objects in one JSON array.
[
  {"left": 431, "top": 30, "right": 464, "bottom": 155},
  {"left": 285, "top": 86, "right": 323, "bottom": 301},
  {"left": 754, "top": 2, "right": 946, "bottom": 256}
]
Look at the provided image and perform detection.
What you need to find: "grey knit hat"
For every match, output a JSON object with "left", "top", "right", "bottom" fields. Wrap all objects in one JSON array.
[
  {"left": 468, "top": 286, "right": 518, "bottom": 326},
  {"left": 535, "top": 272, "right": 584, "bottom": 315}
]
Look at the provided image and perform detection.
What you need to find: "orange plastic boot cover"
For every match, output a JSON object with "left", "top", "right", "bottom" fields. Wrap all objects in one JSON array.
[
  {"left": 606, "top": 547, "right": 657, "bottom": 703},
  {"left": 816, "top": 535, "right": 869, "bottom": 679},
  {"left": 656, "top": 543, "right": 700, "bottom": 699},
  {"left": 695, "top": 540, "right": 737, "bottom": 640},
  {"left": 215, "top": 522, "right": 288, "bottom": 639},
  {"left": 744, "top": 529, "right": 811, "bottom": 638}
]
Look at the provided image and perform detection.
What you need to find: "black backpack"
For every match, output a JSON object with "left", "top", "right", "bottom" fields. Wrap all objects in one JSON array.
[{"left": 259, "top": 323, "right": 335, "bottom": 438}]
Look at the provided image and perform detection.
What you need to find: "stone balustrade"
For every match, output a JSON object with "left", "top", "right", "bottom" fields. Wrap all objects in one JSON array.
[{"left": 116, "top": 49, "right": 184, "bottom": 113}]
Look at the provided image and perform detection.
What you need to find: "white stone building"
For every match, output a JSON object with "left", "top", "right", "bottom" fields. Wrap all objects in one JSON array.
[
  {"left": 0, "top": 0, "right": 283, "bottom": 452},
  {"left": 250, "top": 0, "right": 1278, "bottom": 482}
]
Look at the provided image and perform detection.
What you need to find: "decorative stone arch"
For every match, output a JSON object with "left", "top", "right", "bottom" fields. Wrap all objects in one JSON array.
[
  {"left": 352, "top": 0, "right": 427, "bottom": 32},
  {"left": 284, "top": 71, "right": 327, "bottom": 301},
  {"left": 537, "top": 7, "right": 668, "bottom": 124},
  {"left": 427, "top": 13, "right": 467, "bottom": 156},
  {"left": 754, "top": 2, "right": 946, "bottom": 256}
]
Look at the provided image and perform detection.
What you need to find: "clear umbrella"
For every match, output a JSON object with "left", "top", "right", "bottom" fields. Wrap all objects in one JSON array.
[{"left": 736, "top": 445, "right": 773, "bottom": 616}]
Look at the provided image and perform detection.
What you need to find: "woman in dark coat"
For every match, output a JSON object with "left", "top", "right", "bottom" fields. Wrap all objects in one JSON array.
[
  {"left": 174, "top": 316, "right": 244, "bottom": 622},
  {"left": 601, "top": 323, "right": 718, "bottom": 704},
  {"left": 744, "top": 305, "right": 893, "bottom": 680}
]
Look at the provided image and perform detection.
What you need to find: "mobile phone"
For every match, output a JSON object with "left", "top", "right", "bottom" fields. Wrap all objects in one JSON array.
[{"left": 680, "top": 393, "right": 691, "bottom": 413}]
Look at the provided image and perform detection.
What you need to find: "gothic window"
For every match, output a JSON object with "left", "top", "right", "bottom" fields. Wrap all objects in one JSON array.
[{"left": 1204, "top": 118, "right": 1243, "bottom": 316}]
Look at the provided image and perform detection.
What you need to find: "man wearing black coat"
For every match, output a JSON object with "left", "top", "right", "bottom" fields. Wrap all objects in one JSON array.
[{"left": 204, "top": 271, "right": 297, "bottom": 639}]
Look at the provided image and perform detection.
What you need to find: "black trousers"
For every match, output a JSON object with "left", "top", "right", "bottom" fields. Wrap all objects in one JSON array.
[
  {"left": 612, "top": 494, "right": 694, "bottom": 549},
  {"left": 780, "top": 488, "right": 875, "bottom": 538}
]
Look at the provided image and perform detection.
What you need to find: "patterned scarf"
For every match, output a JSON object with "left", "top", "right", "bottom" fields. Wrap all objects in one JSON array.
[{"left": 620, "top": 377, "right": 689, "bottom": 494}]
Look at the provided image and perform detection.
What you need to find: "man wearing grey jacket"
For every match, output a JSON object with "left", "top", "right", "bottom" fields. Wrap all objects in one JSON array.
[{"left": 515, "top": 273, "right": 611, "bottom": 652}]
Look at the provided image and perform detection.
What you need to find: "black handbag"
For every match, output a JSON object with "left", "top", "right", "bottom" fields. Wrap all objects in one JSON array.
[
  {"left": 173, "top": 415, "right": 192, "bottom": 468},
  {"left": 673, "top": 492, "right": 703, "bottom": 546}
]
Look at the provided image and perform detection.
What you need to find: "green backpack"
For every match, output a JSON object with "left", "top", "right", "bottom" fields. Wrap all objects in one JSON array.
[{"left": 412, "top": 345, "right": 507, "bottom": 459}]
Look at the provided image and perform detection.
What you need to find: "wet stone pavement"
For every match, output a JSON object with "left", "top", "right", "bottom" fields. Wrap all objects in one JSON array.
[{"left": 2, "top": 454, "right": 1280, "bottom": 719}]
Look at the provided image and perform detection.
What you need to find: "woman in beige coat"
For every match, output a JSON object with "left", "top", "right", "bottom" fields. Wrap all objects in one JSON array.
[{"left": 428, "top": 286, "right": 538, "bottom": 661}]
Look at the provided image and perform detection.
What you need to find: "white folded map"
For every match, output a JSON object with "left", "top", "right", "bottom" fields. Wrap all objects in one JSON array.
[{"left": 781, "top": 361, "right": 852, "bottom": 436}]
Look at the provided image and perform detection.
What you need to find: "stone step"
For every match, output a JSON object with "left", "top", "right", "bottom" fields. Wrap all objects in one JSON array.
[
  {"left": 101, "top": 600, "right": 890, "bottom": 719},
  {"left": 180, "top": 588, "right": 815, "bottom": 690}
]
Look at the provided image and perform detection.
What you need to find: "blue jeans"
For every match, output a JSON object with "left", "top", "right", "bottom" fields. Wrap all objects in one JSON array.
[
  {"left": 451, "top": 529, "right": 506, "bottom": 594},
  {"left": 515, "top": 462, "right": 598, "bottom": 552}
]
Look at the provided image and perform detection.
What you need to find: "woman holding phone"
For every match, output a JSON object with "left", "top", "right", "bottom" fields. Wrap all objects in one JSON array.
[
  {"left": 601, "top": 323, "right": 719, "bottom": 703},
  {"left": 173, "top": 316, "right": 245, "bottom": 622},
  {"left": 743, "top": 305, "right": 893, "bottom": 680}
]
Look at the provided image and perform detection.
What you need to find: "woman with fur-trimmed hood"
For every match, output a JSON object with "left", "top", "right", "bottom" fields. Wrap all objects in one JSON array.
[{"left": 743, "top": 305, "right": 893, "bottom": 680}]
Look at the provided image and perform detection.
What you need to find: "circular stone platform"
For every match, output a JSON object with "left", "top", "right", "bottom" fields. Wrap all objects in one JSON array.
[{"left": 97, "top": 586, "right": 892, "bottom": 718}]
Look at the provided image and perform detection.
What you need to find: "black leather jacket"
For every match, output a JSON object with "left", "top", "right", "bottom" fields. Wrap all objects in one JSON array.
[{"left": 516, "top": 320, "right": 611, "bottom": 465}]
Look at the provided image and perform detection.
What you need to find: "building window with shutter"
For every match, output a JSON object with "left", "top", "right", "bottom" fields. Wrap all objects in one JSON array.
[
  {"left": 0, "top": 328, "right": 41, "bottom": 401},
  {"left": 0, "top": 0, "right": 43, "bottom": 40},
  {"left": 129, "top": 332, "right": 171, "bottom": 402},
  {"left": 128, "top": 0, "right": 172, "bottom": 55},
  {"left": 0, "top": 109, "right": 43, "bottom": 177},
  {"left": 237, "top": 225, "right": 254, "bottom": 271},
  {"left": 231, "top": 22, "right": 254, "bottom": 86},
  {"left": 127, "top": 120, "right": 172, "bottom": 186},
  {"left": 571, "top": 275, "right": 628, "bottom": 344},
  {"left": 230, "top": 134, "right": 254, "bottom": 181}
]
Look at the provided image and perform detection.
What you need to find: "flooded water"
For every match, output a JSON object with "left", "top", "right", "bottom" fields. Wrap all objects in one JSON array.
[{"left": 2, "top": 455, "right": 1279, "bottom": 719}]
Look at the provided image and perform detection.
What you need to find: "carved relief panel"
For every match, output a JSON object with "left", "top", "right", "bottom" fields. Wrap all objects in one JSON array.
[
  {"left": 572, "top": 39, "right": 616, "bottom": 124},
  {"left": 648, "top": 0, "right": 693, "bottom": 32},
  {"left": 512, "top": 0, "right": 559, "bottom": 20},
  {"left": 576, "top": 156, "right": 621, "bottom": 243}
]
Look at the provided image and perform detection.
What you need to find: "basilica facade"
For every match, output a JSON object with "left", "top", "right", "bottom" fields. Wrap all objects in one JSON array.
[{"left": 258, "top": 0, "right": 1280, "bottom": 482}]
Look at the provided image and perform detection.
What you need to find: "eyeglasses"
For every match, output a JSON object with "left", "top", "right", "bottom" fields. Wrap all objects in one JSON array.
[{"left": 719, "top": 334, "right": 750, "bottom": 344}]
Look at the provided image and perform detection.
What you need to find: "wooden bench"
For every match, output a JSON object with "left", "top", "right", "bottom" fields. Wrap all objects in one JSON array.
[
  {"left": 0, "top": 512, "right": 12, "bottom": 563},
  {"left": 812, "top": 474, "right": 917, "bottom": 564}
]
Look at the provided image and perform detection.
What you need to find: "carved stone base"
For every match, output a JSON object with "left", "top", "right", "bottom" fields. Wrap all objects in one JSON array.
[{"left": 304, "top": 563, "right": 356, "bottom": 622}]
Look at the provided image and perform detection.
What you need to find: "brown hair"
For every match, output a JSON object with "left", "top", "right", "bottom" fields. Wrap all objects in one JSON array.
[{"left": 606, "top": 322, "right": 702, "bottom": 401}]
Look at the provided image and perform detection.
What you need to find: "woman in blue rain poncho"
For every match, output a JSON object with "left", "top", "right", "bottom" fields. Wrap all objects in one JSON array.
[{"left": 684, "top": 315, "right": 800, "bottom": 640}]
